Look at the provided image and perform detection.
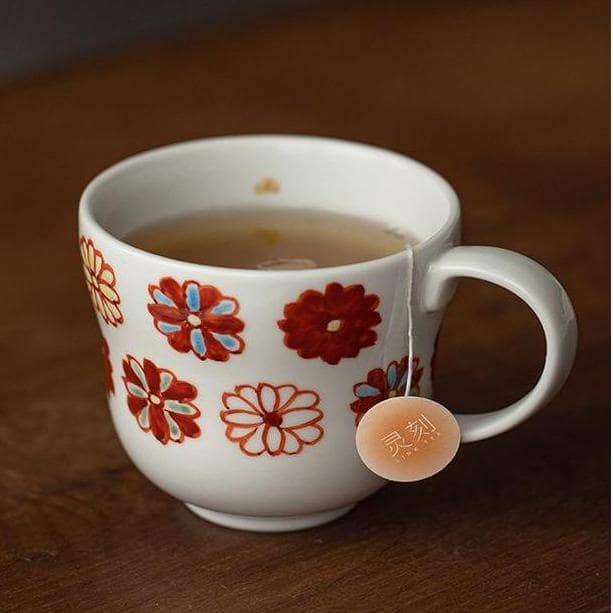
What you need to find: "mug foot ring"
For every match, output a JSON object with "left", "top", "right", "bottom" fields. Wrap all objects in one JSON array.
[{"left": 184, "top": 503, "right": 355, "bottom": 532}]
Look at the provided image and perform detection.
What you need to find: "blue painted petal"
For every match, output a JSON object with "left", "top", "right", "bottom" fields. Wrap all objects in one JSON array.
[
  {"left": 186, "top": 283, "right": 200, "bottom": 312},
  {"left": 159, "top": 371, "right": 173, "bottom": 392},
  {"left": 211, "top": 333, "right": 240, "bottom": 351},
  {"left": 211, "top": 299, "right": 236, "bottom": 315},
  {"left": 138, "top": 408, "right": 149, "bottom": 429},
  {"left": 158, "top": 322, "right": 181, "bottom": 334},
  {"left": 355, "top": 383, "right": 381, "bottom": 398},
  {"left": 387, "top": 364, "right": 398, "bottom": 388},
  {"left": 190, "top": 328, "right": 206, "bottom": 356},
  {"left": 153, "top": 289, "right": 176, "bottom": 306}
]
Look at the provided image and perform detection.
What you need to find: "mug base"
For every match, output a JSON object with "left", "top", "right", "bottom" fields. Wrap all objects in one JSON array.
[{"left": 184, "top": 503, "right": 355, "bottom": 532}]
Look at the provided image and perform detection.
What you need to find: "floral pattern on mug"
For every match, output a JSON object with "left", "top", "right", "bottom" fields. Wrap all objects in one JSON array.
[
  {"left": 101, "top": 336, "right": 114, "bottom": 395},
  {"left": 122, "top": 355, "right": 201, "bottom": 445},
  {"left": 220, "top": 383, "right": 324, "bottom": 456},
  {"left": 350, "top": 356, "right": 424, "bottom": 425},
  {"left": 80, "top": 236, "right": 123, "bottom": 326},
  {"left": 277, "top": 282, "right": 381, "bottom": 365},
  {"left": 148, "top": 277, "right": 245, "bottom": 362}
]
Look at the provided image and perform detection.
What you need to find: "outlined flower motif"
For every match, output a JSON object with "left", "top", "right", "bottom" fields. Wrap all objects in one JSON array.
[
  {"left": 122, "top": 355, "right": 201, "bottom": 445},
  {"left": 147, "top": 277, "right": 245, "bottom": 362},
  {"left": 101, "top": 336, "right": 114, "bottom": 395},
  {"left": 350, "top": 356, "right": 424, "bottom": 426},
  {"left": 80, "top": 236, "right": 123, "bottom": 326},
  {"left": 277, "top": 282, "right": 382, "bottom": 365},
  {"left": 220, "top": 383, "right": 324, "bottom": 456}
]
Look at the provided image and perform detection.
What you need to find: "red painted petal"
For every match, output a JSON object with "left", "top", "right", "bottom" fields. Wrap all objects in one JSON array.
[
  {"left": 323, "top": 282, "right": 344, "bottom": 304},
  {"left": 202, "top": 333, "right": 230, "bottom": 362},
  {"left": 122, "top": 357, "right": 140, "bottom": 386},
  {"left": 350, "top": 395, "right": 382, "bottom": 417},
  {"left": 357, "top": 329, "right": 378, "bottom": 348},
  {"left": 290, "top": 330, "right": 325, "bottom": 353},
  {"left": 142, "top": 359, "right": 160, "bottom": 393},
  {"left": 148, "top": 304, "right": 186, "bottom": 322},
  {"left": 197, "top": 285, "right": 222, "bottom": 310},
  {"left": 328, "top": 284, "right": 364, "bottom": 313},
  {"left": 149, "top": 405, "right": 169, "bottom": 444},
  {"left": 297, "top": 346, "right": 323, "bottom": 360},
  {"left": 202, "top": 315, "right": 245, "bottom": 334},
  {"left": 281, "top": 293, "right": 329, "bottom": 327},
  {"left": 366, "top": 368, "right": 387, "bottom": 390},
  {"left": 158, "top": 277, "right": 186, "bottom": 307},
  {"left": 352, "top": 310, "right": 382, "bottom": 328},
  {"left": 411, "top": 365, "right": 424, "bottom": 388},
  {"left": 319, "top": 346, "right": 344, "bottom": 365},
  {"left": 171, "top": 414, "right": 201, "bottom": 439},
  {"left": 163, "top": 379, "right": 197, "bottom": 401},
  {"left": 128, "top": 395, "right": 147, "bottom": 415},
  {"left": 361, "top": 293, "right": 380, "bottom": 311},
  {"left": 168, "top": 330, "right": 193, "bottom": 353},
  {"left": 296, "top": 289, "right": 326, "bottom": 310}
]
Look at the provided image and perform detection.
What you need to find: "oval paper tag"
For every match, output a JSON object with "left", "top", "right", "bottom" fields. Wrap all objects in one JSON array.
[{"left": 356, "top": 397, "right": 460, "bottom": 482}]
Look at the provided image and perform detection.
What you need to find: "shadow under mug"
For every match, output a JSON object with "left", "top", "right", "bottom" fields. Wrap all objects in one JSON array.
[{"left": 78, "top": 135, "right": 577, "bottom": 532}]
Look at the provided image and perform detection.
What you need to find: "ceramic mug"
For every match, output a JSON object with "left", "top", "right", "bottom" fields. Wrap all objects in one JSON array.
[{"left": 78, "top": 135, "right": 577, "bottom": 532}]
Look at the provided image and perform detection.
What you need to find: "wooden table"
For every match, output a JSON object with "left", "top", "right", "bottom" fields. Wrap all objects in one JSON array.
[{"left": 2, "top": 1, "right": 609, "bottom": 610}]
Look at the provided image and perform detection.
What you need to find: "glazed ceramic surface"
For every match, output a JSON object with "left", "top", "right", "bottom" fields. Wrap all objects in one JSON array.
[{"left": 79, "top": 136, "right": 576, "bottom": 531}]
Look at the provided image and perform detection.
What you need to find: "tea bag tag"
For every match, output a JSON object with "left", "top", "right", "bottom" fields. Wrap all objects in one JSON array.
[{"left": 355, "top": 397, "right": 460, "bottom": 482}]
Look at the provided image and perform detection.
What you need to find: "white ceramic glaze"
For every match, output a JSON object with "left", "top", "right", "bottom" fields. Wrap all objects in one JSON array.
[{"left": 78, "top": 135, "right": 577, "bottom": 532}]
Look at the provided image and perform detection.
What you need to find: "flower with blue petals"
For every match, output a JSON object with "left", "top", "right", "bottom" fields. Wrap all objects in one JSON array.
[
  {"left": 148, "top": 277, "right": 245, "bottom": 362},
  {"left": 350, "top": 356, "right": 423, "bottom": 425}
]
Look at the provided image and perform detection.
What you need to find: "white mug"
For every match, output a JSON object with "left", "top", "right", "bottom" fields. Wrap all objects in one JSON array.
[{"left": 78, "top": 135, "right": 577, "bottom": 532}]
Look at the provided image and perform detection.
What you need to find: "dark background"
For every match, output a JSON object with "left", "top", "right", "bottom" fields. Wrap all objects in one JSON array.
[{"left": 1, "top": 1, "right": 609, "bottom": 610}]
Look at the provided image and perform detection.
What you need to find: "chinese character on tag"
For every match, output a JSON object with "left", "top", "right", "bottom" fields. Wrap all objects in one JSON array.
[
  {"left": 381, "top": 430, "right": 413, "bottom": 458},
  {"left": 404, "top": 413, "right": 438, "bottom": 445}
]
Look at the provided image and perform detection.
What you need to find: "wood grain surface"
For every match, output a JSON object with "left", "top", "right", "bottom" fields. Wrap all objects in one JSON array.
[{"left": 1, "top": 1, "right": 609, "bottom": 610}]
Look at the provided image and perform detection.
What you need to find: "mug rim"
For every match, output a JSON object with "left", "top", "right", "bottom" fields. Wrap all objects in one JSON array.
[{"left": 79, "top": 134, "right": 461, "bottom": 277}]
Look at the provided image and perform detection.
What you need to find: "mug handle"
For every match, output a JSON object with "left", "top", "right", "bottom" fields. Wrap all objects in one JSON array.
[{"left": 422, "top": 246, "right": 577, "bottom": 443}]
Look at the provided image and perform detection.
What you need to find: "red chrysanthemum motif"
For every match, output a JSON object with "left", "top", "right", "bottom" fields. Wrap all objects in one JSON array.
[
  {"left": 122, "top": 355, "right": 201, "bottom": 445},
  {"left": 101, "top": 336, "right": 114, "bottom": 395},
  {"left": 147, "top": 277, "right": 245, "bottom": 362},
  {"left": 277, "top": 282, "right": 382, "bottom": 365},
  {"left": 220, "top": 383, "right": 324, "bottom": 456},
  {"left": 80, "top": 237, "right": 123, "bottom": 326},
  {"left": 350, "top": 357, "right": 408, "bottom": 426}
]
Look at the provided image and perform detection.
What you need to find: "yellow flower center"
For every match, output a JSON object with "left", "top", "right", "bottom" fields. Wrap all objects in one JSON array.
[
  {"left": 326, "top": 319, "right": 342, "bottom": 332},
  {"left": 149, "top": 394, "right": 161, "bottom": 405},
  {"left": 187, "top": 314, "right": 202, "bottom": 327}
]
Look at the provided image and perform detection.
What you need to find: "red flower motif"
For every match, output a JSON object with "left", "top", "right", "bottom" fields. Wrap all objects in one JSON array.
[
  {"left": 351, "top": 357, "right": 408, "bottom": 426},
  {"left": 80, "top": 237, "right": 123, "bottom": 326},
  {"left": 220, "top": 383, "right": 324, "bottom": 456},
  {"left": 101, "top": 336, "right": 114, "bottom": 395},
  {"left": 350, "top": 356, "right": 424, "bottom": 425},
  {"left": 147, "top": 277, "right": 245, "bottom": 362},
  {"left": 278, "top": 282, "right": 381, "bottom": 365},
  {"left": 122, "top": 355, "right": 201, "bottom": 445}
]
